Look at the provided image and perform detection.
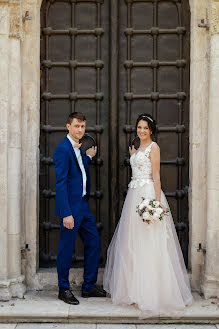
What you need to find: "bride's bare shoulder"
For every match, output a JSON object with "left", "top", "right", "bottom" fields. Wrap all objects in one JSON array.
[{"left": 151, "top": 142, "right": 160, "bottom": 151}]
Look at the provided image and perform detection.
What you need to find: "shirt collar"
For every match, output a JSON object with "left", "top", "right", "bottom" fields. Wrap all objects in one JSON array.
[{"left": 67, "top": 134, "right": 78, "bottom": 148}]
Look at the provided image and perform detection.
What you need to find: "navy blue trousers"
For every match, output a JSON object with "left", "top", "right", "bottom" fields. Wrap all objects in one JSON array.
[{"left": 57, "top": 198, "right": 100, "bottom": 292}]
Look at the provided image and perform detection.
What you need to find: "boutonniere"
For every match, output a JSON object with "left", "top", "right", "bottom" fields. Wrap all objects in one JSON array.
[{"left": 74, "top": 143, "right": 82, "bottom": 149}]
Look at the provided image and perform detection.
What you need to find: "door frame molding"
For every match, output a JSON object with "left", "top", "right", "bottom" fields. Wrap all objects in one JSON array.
[{"left": 109, "top": 0, "right": 119, "bottom": 237}]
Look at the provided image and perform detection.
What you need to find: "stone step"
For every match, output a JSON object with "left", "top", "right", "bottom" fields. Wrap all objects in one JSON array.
[
  {"left": 0, "top": 324, "right": 218, "bottom": 329},
  {"left": 0, "top": 291, "right": 218, "bottom": 324}
]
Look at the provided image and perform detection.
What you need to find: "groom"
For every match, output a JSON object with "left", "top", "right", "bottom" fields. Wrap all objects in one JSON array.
[{"left": 53, "top": 112, "right": 106, "bottom": 305}]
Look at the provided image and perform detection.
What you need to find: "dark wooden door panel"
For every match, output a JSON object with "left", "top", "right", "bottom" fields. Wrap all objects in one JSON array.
[
  {"left": 40, "top": 0, "right": 109, "bottom": 267},
  {"left": 40, "top": 0, "right": 190, "bottom": 267},
  {"left": 118, "top": 0, "right": 190, "bottom": 265}
]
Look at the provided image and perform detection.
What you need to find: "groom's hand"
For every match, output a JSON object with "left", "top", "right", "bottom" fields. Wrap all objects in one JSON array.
[
  {"left": 86, "top": 146, "right": 97, "bottom": 158},
  {"left": 63, "top": 215, "right": 74, "bottom": 230},
  {"left": 129, "top": 145, "right": 137, "bottom": 156}
]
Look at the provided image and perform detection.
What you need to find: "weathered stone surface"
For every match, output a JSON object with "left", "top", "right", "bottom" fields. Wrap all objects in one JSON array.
[
  {"left": 0, "top": 325, "right": 17, "bottom": 329},
  {"left": 136, "top": 326, "right": 216, "bottom": 329},
  {"left": 189, "top": 0, "right": 210, "bottom": 291},
  {"left": 9, "top": 1, "right": 22, "bottom": 38},
  {"left": 0, "top": 4, "right": 25, "bottom": 300},
  {"left": 202, "top": 29, "right": 219, "bottom": 299},
  {"left": 31, "top": 268, "right": 104, "bottom": 291},
  {"left": 2, "top": 325, "right": 219, "bottom": 329},
  {"left": 97, "top": 324, "right": 136, "bottom": 329},
  {"left": 211, "top": 1, "right": 219, "bottom": 34},
  {"left": 0, "top": 3, "right": 9, "bottom": 285},
  {"left": 17, "top": 325, "right": 96, "bottom": 329},
  {"left": 0, "top": 275, "right": 25, "bottom": 301},
  {"left": 0, "top": 291, "right": 219, "bottom": 323}
]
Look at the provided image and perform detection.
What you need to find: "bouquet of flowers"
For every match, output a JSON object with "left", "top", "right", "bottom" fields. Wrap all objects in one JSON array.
[{"left": 136, "top": 198, "right": 169, "bottom": 224}]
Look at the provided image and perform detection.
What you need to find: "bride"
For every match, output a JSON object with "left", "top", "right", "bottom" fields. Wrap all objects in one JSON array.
[{"left": 103, "top": 113, "right": 193, "bottom": 315}]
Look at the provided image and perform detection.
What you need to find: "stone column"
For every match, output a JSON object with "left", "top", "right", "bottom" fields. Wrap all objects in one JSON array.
[
  {"left": 202, "top": 0, "right": 219, "bottom": 299},
  {"left": 0, "top": 1, "right": 10, "bottom": 300},
  {"left": 21, "top": 0, "right": 41, "bottom": 289},
  {"left": 0, "top": 0, "right": 25, "bottom": 301},
  {"left": 7, "top": 35, "right": 25, "bottom": 298},
  {"left": 189, "top": 0, "right": 210, "bottom": 291}
]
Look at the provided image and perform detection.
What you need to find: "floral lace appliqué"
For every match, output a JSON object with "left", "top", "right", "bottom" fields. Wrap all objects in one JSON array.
[{"left": 128, "top": 142, "right": 155, "bottom": 189}]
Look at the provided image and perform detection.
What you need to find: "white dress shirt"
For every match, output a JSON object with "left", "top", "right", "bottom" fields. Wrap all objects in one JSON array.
[{"left": 67, "top": 134, "right": 91, "bottom": 197}]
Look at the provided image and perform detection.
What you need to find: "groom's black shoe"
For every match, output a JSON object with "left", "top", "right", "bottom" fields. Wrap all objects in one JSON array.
[
  {"left": 58, "top": 290, "right": 80, "bottom": 305},
  {"left": 82, "top": 286, "right": 106, "bottom": 298}
]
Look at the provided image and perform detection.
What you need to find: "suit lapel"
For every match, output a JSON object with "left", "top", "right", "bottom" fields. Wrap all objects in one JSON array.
[
  {"left": 65, "top": 136, "right": 80, "bottom": 170},
  {"left": 80, "top": 150, "right": 90, "bottom": 194},
  {"left": 80, "top": 149, "right": 89, "bottom": 175},
  {"left": 65, "top": 137, "right": 89, "bottom": 181}
]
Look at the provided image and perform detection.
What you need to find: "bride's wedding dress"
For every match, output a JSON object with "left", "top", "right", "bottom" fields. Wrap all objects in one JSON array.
[{"left": 103, "top": 142, "right": 193, "bottom": 314}]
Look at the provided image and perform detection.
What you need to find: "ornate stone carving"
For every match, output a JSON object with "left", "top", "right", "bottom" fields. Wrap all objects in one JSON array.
[
  {"left": 212, "top": 1, "right": 219, "bottom": 34},
  {"left": 9, "top": 0, "right": 22, "bottom": 39}
]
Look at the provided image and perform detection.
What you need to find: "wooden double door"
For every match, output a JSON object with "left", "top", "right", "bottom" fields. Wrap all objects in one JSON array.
[{"left": 40, "top": 0, "right": 190, "bottom": 267}]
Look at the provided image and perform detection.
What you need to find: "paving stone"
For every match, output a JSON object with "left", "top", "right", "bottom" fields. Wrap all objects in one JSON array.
[
  {"left": 97, "top": 325, "right": 136, "bottom": 329},
  {"left": 136, "top": 325, "right": 217, "bottom": 329},
  {"left": 0, "top": 291, "right": 69, "bottom": 320},
  {"left": 16, "top": 324, "right": 96, "bottom": 329},
  {"left": 0, "top": 325, "right": 17, "bottom": 329}
]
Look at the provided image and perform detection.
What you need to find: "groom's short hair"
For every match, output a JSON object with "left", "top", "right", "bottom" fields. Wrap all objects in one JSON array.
[{"left": 67, "top": 112, "right": 86, "bottom": 124}]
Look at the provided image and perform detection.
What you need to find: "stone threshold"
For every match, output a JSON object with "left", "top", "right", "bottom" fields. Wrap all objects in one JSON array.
[
  {"left": 0, "top": 291, "right": 219, "bottom": 324},
  {"left": 33, "top": 268, "right": 104, "bottom": 291}
]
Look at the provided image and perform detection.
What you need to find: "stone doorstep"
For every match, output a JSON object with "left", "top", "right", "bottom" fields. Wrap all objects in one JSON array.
[
  {"left": 0, "top": 291, "right": 219, "bottom": 324},
  {"left": 30, "top": 268, "right": 193, "bottom": 293},
  {"left": 33, "top": 268, "right": 104, "bottom": 292}
]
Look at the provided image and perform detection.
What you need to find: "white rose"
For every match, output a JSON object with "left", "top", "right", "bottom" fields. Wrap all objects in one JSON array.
[
  {"left": 153, "top": 213, "right": 160, "bottom": 220},
  {"left": 153, "top": 201, "right": 160, "bottom": 207},
  {"left": 156, "top": 208, "right": 163, "bottom": 215},
  {"left": 139, "top": 203, "right": 145, "bottom": 210},
  {"left": 143, "top": 212, "right": 151, "bottom": 220},
  {"left": 142, "top": 199, "right": 150, "bottom": 207}
]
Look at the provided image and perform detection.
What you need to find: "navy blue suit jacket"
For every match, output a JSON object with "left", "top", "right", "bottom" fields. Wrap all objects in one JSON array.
[{"left": 53, "top": 136, "right": 91, "bottom": 219}]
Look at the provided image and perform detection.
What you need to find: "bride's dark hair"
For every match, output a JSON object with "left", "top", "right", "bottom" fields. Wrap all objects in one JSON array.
[{"left": 135, "top": 113, "right": 156, "bottom": 134}]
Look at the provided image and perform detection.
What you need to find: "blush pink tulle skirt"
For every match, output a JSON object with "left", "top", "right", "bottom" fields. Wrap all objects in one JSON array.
[{"left": 103, "top": 182, "right": 193, "bottom": 316}]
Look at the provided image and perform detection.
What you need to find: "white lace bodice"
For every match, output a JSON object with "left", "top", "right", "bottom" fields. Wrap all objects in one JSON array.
[{"left": 128, "top": 142, "right": 155, "bottom": 188}]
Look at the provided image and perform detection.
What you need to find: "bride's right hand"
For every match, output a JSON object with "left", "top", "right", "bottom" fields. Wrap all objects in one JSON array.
[
  {"left": 160, "top": 203, "right": 167, "bottom": 212},
  {"left": 129, "top": 145, "right": 137, "bottom": 156}
]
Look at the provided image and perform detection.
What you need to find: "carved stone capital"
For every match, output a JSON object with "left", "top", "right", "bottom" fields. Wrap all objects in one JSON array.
[
  {"left": 9, "top": 0, "right": 22, "bottom": 39},
  {"left": 211, "top": 1, "right": 219, "bottom": 34}
]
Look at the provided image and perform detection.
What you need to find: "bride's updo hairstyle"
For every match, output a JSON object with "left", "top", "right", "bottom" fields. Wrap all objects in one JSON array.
[{"left": 135, "top": 113, "right": 156, "bottom": 134}]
